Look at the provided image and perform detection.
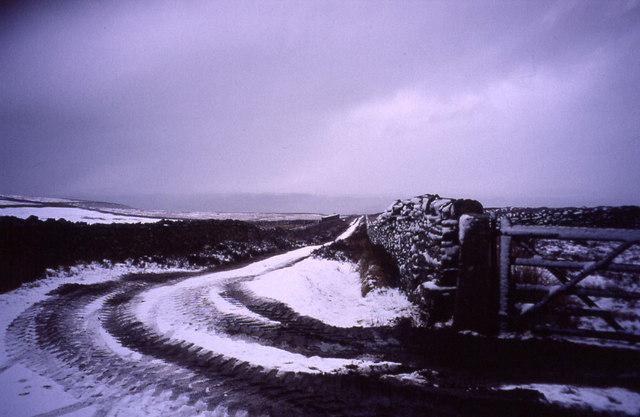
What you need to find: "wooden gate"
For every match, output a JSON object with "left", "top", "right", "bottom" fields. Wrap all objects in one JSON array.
[{"left": 498, "top": 218, "right": 640, "bottom": 342}]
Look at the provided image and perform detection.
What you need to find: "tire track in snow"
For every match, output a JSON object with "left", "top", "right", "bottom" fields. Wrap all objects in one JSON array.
[{"left": 5, "top": 224, "right": 566, "bottom": 416}]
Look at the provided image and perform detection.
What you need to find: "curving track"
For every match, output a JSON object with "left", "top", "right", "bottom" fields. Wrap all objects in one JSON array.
[{"left": 5, "top": 246, "right": 575, "bottom": 417}]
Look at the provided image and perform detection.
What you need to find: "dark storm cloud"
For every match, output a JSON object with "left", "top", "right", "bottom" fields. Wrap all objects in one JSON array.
[{"left": 1, "top": 0, "right": 639, "bottom": 209}]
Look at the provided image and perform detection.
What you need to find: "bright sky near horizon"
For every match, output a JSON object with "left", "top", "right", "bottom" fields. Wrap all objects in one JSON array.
[{"left": 1, "top": 0, "right": 639, "bottom": 210}]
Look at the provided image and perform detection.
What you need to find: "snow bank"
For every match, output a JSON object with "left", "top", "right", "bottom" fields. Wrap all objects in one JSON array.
[
  {"left": 246, "top": 257, "right": 420, "bottom": 327},
  {"left": 135, "top": 246, "right": 405, "bottom": 374}
]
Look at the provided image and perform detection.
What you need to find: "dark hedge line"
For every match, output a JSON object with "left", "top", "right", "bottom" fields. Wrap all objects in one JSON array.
[{"left": 0, "top": 216, "right": 347, "bottom": 293}]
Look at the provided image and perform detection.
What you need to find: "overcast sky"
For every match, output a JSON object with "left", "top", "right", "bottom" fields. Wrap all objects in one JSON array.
[{"left": 1, "top": 0, "right": 639, "bottom": 211}]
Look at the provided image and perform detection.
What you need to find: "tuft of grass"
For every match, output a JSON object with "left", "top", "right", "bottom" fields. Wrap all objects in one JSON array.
[
  {"left": 514, "top": 266, "right": 555, "bottom": 286},
  {"left": 513, "top": 265, "right": 580, "bottom": 328}
]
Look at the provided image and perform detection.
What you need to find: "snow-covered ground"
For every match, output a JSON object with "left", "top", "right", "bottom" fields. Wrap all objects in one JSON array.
[
  {"left": 0, "top": 362, "right": 95, "bottom": 417},
  {"left": 0, "top": 195, "right": 324, "bottom": 222},
  {"left": 104, "top": 208, "right": 324, "bottom": 222},
  {"left": 500, "top": 384, "right": 640, "bottom": 415},
  {"left": 0, "top": 262, "right": 195, "bottom": 417},
  {"left": 335, "top": 216, "right": 363, "bottom": 241},
  {"left": 0, "top": 206, "right": 160, "bottom": 224},
  {"left": 0, "top": 263, "right": 191, "bottom": 356},
  {"left": 0, "top": 195, "right": 80, "bottom": 204},
  {"left": 512, "top": 239, "right": 640, "bottom": 342},
  {"left": 2, "top": 216, "right": 638, "bottom": 416},
  {"left": 134, "top": 245, "right": 409, "bottom": 375},
  {"left": 0, "top": 200, "right": 40, "bottom": 206},
  {"left": 245, "top": 257, "right": 419, "bottom": 327},
  {"left": 0, "top": 218, "right": 418, "bottom": 416}
]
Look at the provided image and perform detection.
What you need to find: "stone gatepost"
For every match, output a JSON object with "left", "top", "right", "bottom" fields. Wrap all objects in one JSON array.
[
  {"left": 367, "top": 194, "right": 484, "bottom": 325},
  {"left": 454, "top": 213, "right": 499, "bottom": 334}
]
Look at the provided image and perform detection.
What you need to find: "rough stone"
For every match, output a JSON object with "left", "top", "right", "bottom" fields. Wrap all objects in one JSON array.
[{"left": 367, "top": 193, "right": 484, "bottom": 324}]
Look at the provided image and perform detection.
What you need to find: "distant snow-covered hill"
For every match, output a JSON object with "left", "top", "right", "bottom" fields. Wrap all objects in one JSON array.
[{"left": 0, "top": 195, "right": 324, "bottom": 223}]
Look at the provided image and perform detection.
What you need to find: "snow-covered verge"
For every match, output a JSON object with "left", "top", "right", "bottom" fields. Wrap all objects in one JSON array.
[
  {"left": 134, "top": 236, "right": 417, "bottom": 374},
  {"left": 335, "top": 216, "right": 363, "bottom": 241},
  {"left": 500, "top": 384, "right": 640, "bottom": 416},
  {"left": 1, "top": 212, "right": 344, "bottom": 293},
  {"left": 245, "top": 257, "right": 420, "bottom": 327}
]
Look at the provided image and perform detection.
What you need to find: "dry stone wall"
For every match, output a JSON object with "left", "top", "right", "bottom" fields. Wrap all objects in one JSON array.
[
  {"left": 487, "top": 206, "right": 640, "bottom": 229},
  {"left": 367, "top": 194, "right": 483, "bottom": 322}
]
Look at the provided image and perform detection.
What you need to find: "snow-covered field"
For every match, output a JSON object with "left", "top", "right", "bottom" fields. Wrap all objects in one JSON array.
[
  {"left": 0, "top": 206, "right": 160, "bottom": 224},
  {"left": 103, "top": 208, "right": 325, "bottom": 222},
  {"left": 512, "top": 239, "right": 640, "bottom": 341},
  {"left": 0, "top": 195, "right": 324, "bottom": 223},
  {"left": 0, "top": 200, "right": 39, "bottom": 206},
  {"left": 0, "top": 195, "right": 81, "bottom": 204}
]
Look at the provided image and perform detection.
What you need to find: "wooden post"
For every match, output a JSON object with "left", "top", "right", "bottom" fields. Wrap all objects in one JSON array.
[{"left": 454, "top": 214, "right": 498, "bottom": 334}]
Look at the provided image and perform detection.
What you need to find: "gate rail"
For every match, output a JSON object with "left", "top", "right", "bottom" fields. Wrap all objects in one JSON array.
[{"left": 498, "top": 218, "right": 640, "bottom": 342}]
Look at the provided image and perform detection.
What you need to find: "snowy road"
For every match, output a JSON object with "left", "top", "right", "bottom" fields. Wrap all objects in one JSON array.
[
  {"left": 2, "top": 227, "right": 639, "bottom": 416},
  {"left": 2, "top": 246, "right": 416, "bottom": 416}
]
